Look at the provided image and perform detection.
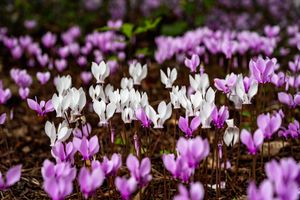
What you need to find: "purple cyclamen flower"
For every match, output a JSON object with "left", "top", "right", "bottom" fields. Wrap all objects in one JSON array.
[
  {"left": 211, "top": 106, "right": 229, "bottom": 129},
  {"left": 257, "top": 112, "right": 282, "bottom": 139},
  {"left": 264, "top": 25, "right": 280, "bottom": 37},
  {"left": 265, "top": 158, "right": 300, "bottom": 200},
  {"left": 249, "top": 57, "right": 276, "bottom": 84},
  {"left": 0, "top": 113, "right": 6, "bottom": 125},
  {"left": 247, "top": 180, "right": 273, "bottom": 200},
  {"left": 0, "top": 81, "right": 11, "bottom": 104},
  {"left": 73, "top": 136, "right": 99, "bottom": 160},
  {"left": 41, "top": 159, "right": 76, "bottom": 200},
  {"left": 0, "top": 165, "right": 22, "bottom": 190},
  {"left": 11, "top": 45, "right": 23, "bottom": 59},
  {"left": 174, "top": 182, "right": 204, "bottom": 200},
  {"left": 73, "top": 123, "right": 91, "bottom": 138},
  {"left": 287, "top": 120, "right": 300, "bottom": 138},
  {"left": 36, "top": 71, "right": 51, "bottom": 85},
  {"left": 78, "top": 162, "right": 105, "bottom": 199},
  {"left": 178, "top": 116, "right": 201, "bottom": 138},
  {"left": 51, "top": 141, "right": 76, "bottom": 163},
  {"left": 240, "top": 129, "right": 264, "bottom": 155},
  {"left": 115, "top": 176, "right": 137, "bottom": 200},
  {"left": 24, "top": 19, "right": 37, "bottom": 29},
  {"left": 176, "top": 136, "right": 210, "bottom": 168},
  {"left": 80, "top": 71, "right": 92, "bottom": 85},
  {"left": 37, "top": 53, "right": 49, "bottom": 67},
  {"left": 163, "top": 154, "right": 194, "bottom": 182},
  {"left": 135, "top": 108, "right": 151, "bottom": 128},
  {"left": 271, "top": 72, "right": 285, "bottom": 87},
  {"left": 126, "top": 154, "right": 152, "bottom": 187},
  {"left": 27, "top": 98, "right": 54, "bottom": 116},
  {"left": 101, "top": 153, "right": 122, "bottom": 176},
  {"left": 10, "top": 68, "right": 32, "bottom": 88},
  {"left": 107, "top": 20, "right": 123, "bottom": 29},
  {"left": 278, "top": 92, "right": 300, "bottom": 108},
  {"left": 214, "top": 73, "right": 237, "bottom": 94},
  {"left": 42, "top": 32, "right": 57, "bottom": 48},
  {"left": 55, "top": 59, "right": 67, "bottom": 72},
  {"left": 19, "top": 87, "right": 30, "bottom": 100},
  {"left": 184, "top": 54, "right": 200, "bottom": 73}
]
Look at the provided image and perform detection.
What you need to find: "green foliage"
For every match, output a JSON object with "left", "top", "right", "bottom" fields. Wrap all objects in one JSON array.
[
  {"left": 242, "top": 111, "right": 251, "bottom": 117},
  {"left": 121, "top": 23, "right": 134, "bottom": 38},
  {"left": 161, "top": 21, "right": 188, "bottom": 36}
]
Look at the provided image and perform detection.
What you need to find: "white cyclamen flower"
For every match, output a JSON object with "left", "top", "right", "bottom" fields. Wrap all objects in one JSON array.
[
  {"left": 54, "top": 75, "right": 72, "bottom": 95},
  {"left": 223, "top": 119, "right": 239, "bottom": 146},
  {"left": 145, "top": 101, "right": 172, "bottom": 128},
  {"left": 91, "top": 61, "right": 110, "bottom": 83},
  {"left": 45, "top": 121, "right": 72, "bottom": 146},
  {"left": 129, "top": 62, "right": 147, "bottom": 85},
  {"left": 93, "top": 99, "right": 116, "bottom": 126},
  {"left": 160, "top": 68, "right": 177, "bottom": 89}
]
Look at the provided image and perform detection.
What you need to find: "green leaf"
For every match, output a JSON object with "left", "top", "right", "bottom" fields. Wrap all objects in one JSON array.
[
  {"left": 121, "top": 23, "right": 134, "bottom": 38},
  {"left": 242, "top": 111, "right": 251, "bottom": 117},
  {"left": 161, "top": 21, "right": 188, "bottom": 36},
  {"left": 135, "top": 47, "right": 151, "bottom": 57},
  {"left": 134, "top": 17, "right": 161, "bottom": 35},
  {"left": 96, "top": 26, "right": 113, "bottom": 32},
  {"left": 115, "top": 137, "right": 124, "bottom": 145}
]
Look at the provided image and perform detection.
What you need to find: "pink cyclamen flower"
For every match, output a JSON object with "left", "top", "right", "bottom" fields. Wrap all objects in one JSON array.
[
  {"left": 41, "top": 159, "right": 76, "bottom": 200},
  {"left": 174, "top": 182, "right": 204, "bottom": 200},
  {"left": 257, "top": 112, "right": 282, "bottom": 139},
  {"left": 249, "top": 57, "right": 276, "bottom": 84},
  {"left": 240, "top": 129, "right": 264, "bottom": 155},
  {"left": 0, "top": 81, "right": 11, "bottom": 104},
  {"left": 278, "top": 92, "right": 300, "bottom": 108},
  {"left": 73, "top": 123, "right": 91, "bottom": 138},
  {"left": 36, "top": 72, "right": 51, "bottom": 85},
  {"left": 37, "top": 53, "right": 49, "bottom": 67},
  {"left": 0, "top": 113, "right": 6, "bottom": 125},
  {"left": 55, "top": 59, "right": 67, "bottom": 72},
  {"left": 73, "top": 136, "right": 99, "bottom": 160},
  {"left": 214, "top": 73, "right": 237, "bottom": 94},
  {"left": 0, "top": 165, "right": 22, "bottom": 190},
  {"left": 78, "top": 162, "right": 105, "bottom": 199},
  {"left": 19, "top": 87, "right": 30, "bottom": 100},
  {"left": 126, "top": 154, "right": 152, "bottom": 187},
  {"left": 178, "top": 116, "right": 201, "bottom": 138},
  {"left": 101, "top": 153, "right": 122, "bottom": 176},
  {"left": 51, "top": 141, "right": 76, "bottom": 163},
  {"left": 42, "top": 32, "right": 57, "bottom": 48},
  {"left": 135, "top": 108, "right": 151, "bottom": 128},
  {"left": 27, "top": 98, "right": 54, "bottom": 116},
  {"left": 247, "top": 180, "right": 273, "bottom": 200},
  {"left": 80, "top": 72, "right": 92, "bottom": 85},
  {"left": 211, "top": 106, "right": 229, "bottom": 129},
  {"left": 115, "top": 176, "right": 137, "bottom": 200},
  {"left": 184, "top": 54, "right": 200, "bottom": 73}
]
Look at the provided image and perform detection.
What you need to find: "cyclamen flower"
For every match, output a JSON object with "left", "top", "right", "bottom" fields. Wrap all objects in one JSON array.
[
  {"left": 27, "top": 98, "right": 54, "bottom": 116},
  {"left": 126, "top": 154, "right": 152, "bottom": 187},
  {"left": 0, "top": 165, "right": 22, "bottom": 190},
  {"left": 51, "top": 141, "right": 76, "bottom": 163},
  {"left": 41, "top": 160, "right": 76, "bottom": 200},
  {"left": 93, "top": 99, "right": 116, "bottom": 126},
  {"left": 73, "top": 136, "right": 99, "bottom": 160},
  {"left": 178, "top": 116, "right": 201, "bottom": 138},
  {"left": 211, "top": 106, "right": 229, "bottom": 129},
  {"left": 42, "top": 32, "right": 57, "bottom": 48},
  {"left": 174, "top": 182, "right": 204, "bottom": 200},
  {"left": 19, "top": 87, "right": 30, "bottom": 100},
  {"left": 10, "top": 68, "right": 32, "bottom": 88},
  {"left": 0, "top": 81, "right": 11, "bottom": 104},
  {"left": 73, "top": 123, "right": 91, "bottom": 138},
  {"left": 0, "top": 113, "right": 6, "bottom": 125},
  {"left": 78, "top": 162, "right": 105, "bottom": 199},
  {"left": 184, "top": 54, "right": 200, "bottom": 73},
  {"left": 145, "top": 101, "right": 172, "bottom": 128},
  {"left": 278, "top": 92, "right": 300, "bottom": 108},
  {"left": 249, "top": 57, "right": 276, "bottom": 84},
  {"left": 101, "top": 153, "right": 122, "bottom": 176},
  {"left": 247, "top": 180, "right": 273, "bottom": 200},
  {"left": 80, "top": 71, "right": 92, "bottom": 85},
  {"left": 240, "top": 129, "right": 264, "bottom": 155},
  {"left": 214, "top": 73, "right": 237, "bottom": 94},
  {"left": 223, "top": 119, "right": 239, "bottom": 147},
  {"left": 45, "top": 121, "right": 72, "bottom": 146},
  {"left": 37, "top": 53, "right": 49, "bottom": 67},
  {"left": 160, "top": 68, "right": 177, "bottom": 88},
  {"left": 36, "top": 72, "right": 51, "bottom": 85},
  {"left": 91, "top": 61, "right": 110, "bottom": 84},
  {"left": 189, "top": 73, "right": 209, "bottom": 95},
  {"left": 115, "top": 176, "right": 137, "bottom": 200},
  {"left": 129, "top": 62, "right": 147, "bottom": 85},
  {"left": 257, "top": 112, "right": 282, "bottom": 139},
  {"left": 135, "top": 108, "right": 151, "bottom": 128}
]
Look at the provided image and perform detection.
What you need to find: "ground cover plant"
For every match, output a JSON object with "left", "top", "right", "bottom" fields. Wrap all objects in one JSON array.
[{"left": 0, "top": 0, "right": 300, "bottom": 199}]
